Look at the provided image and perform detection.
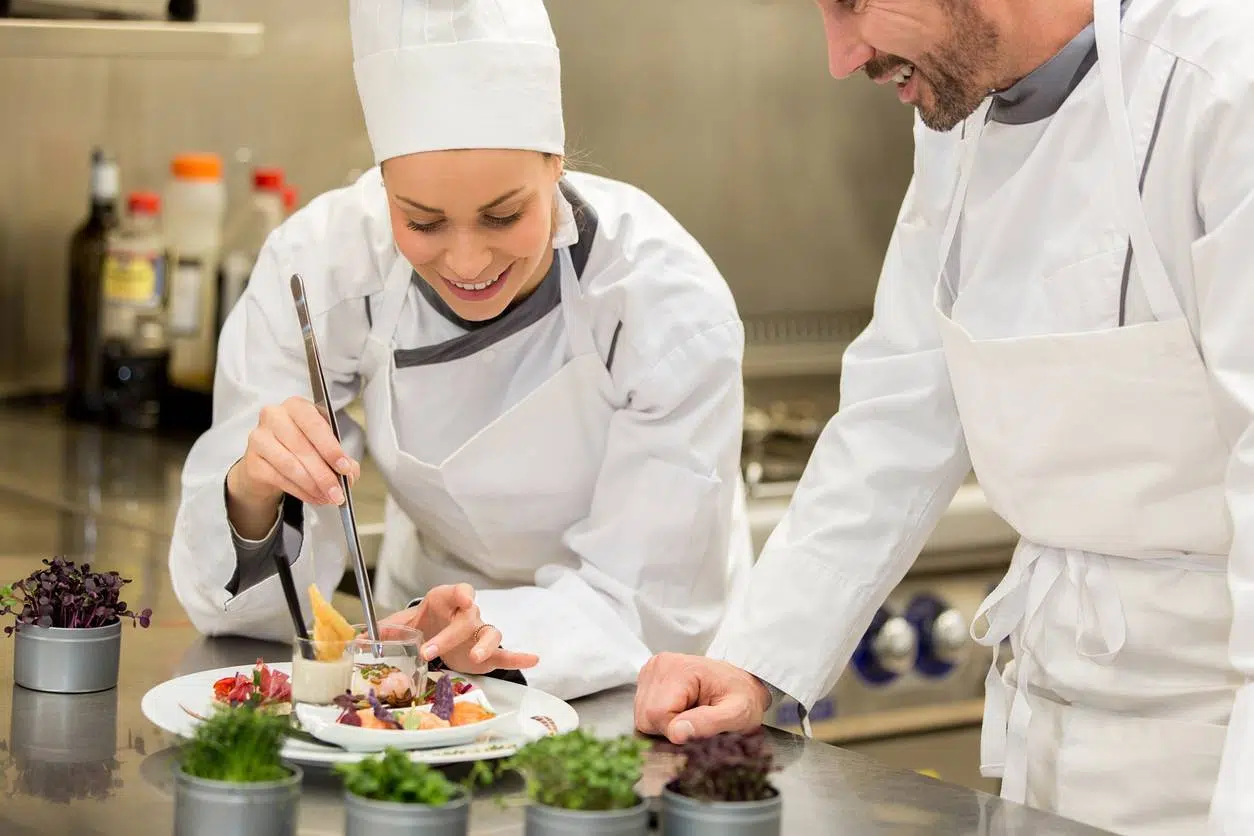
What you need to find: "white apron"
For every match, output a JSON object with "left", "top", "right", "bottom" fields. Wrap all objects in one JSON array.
[
  {"left": 360, "top": 229, "right": 753, "bottom": 634},
  {"left": 934, "top": 0, "right": 1239, "bottom": 832},
  {"left": 361, "top": 245, "right": 615, "bottom": 600}
]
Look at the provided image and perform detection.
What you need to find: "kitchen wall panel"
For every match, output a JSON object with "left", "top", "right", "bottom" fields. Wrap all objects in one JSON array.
[{"left": 0, "top": 0, "right": 914, "bottom": 396}]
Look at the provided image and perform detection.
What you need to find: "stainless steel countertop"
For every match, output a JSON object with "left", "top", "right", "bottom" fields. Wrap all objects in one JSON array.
[{"left": 0, "top": 405, "right": 1112, "bottom": 835}]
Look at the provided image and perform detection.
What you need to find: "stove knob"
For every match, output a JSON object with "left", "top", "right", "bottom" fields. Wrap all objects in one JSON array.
[
  {"left": 906, "top": 594, "right": 970, "bottom": 678},
  {"left": 851, "top": 607, "right": 918, "bottom": 685}
]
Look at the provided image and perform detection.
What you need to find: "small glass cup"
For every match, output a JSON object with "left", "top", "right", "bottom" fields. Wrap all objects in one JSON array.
[
  {"left": 349, "top": 623, "right": 429, "bottom": 709},
  {"left": 290, "top": 635, "right": 354, "bottom": 707}
]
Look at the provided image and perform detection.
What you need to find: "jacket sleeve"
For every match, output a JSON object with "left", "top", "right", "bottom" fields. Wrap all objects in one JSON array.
[
  {"left": 168, "top": 222, "right": 369, "bottom": 643},
  {"left": 471, "top": 318, "right": 747, "bottom": 702},
  {"left": 705, "top": 118, "right": 973, "bottom": 711},
  {"left": 1195, "top": 66, "right": 1254, "bottom": 834}
]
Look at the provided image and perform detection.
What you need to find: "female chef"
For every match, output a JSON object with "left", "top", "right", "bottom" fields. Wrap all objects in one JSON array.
[{"left": 168, "top": 0, "right": 752, "bottom": 701}]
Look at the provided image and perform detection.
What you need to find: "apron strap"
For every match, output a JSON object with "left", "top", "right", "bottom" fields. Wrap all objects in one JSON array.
[
  {"left": 971, "top": 542, "right": 1130, "bottom": 802},
  {"left": 361, "top": 256, "right": 420, "bottom": 381},
  {"left": 935, "top": 102, "right": 992, "bottom": 308},
  {"left": 1092, "top": 0, "right": 1183, "bottom": 323},
  {"left": 560, "top": 179, "right": 600, "bottom": 280}
]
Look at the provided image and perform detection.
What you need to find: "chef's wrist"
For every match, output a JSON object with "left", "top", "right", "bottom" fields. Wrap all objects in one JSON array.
[{"left": 225, "top": 460, "right": 283, "bottom": 539}]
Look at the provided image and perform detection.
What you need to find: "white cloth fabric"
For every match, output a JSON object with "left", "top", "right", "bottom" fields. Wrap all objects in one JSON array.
[
  {"left": 707, "top": 0, "right": 1254, "bottom": 831},
  {"left": 350, "top": 0, "right": 565, "bottom": 163},
  {"left": 168, "top": 168, "right": 752, "bottom": 702}
]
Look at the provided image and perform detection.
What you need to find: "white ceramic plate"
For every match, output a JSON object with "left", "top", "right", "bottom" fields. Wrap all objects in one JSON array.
[
  {"left": 140, "top": 662, "right": 578, "bottom": 767},
  {"left": 293, "top": 688, "right": 516, "bottom": 752}
]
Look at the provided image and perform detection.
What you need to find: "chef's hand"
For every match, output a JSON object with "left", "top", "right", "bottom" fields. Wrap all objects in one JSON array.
[
  {"left": 226, "top": 396, "right": 362, "bottom": 534},
  {"left": 381, "top": 583, "right": 540, "bottom": 676},
  {"left": 634, "top": 652, "right": 771, "bottom": 744}
]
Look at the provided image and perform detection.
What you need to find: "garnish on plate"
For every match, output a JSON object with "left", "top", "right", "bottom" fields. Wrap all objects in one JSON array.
[
  {"left": 330, "top": 679, "right": 497, "bottom": 732},
  {"left": 431, "top": 674, "right": 454, "bottom": 722},
  {"left": 375, "top": 669, "right": 416, "bottom": 707},
  {"left": 308, "top": 584, "right": 354, "bottom": 660},
  {"left": 211, "top": 660, "right": 292, "bottom": 712},
  {"left": 417, "top": 670, "right": 474, "bottom": 704}
]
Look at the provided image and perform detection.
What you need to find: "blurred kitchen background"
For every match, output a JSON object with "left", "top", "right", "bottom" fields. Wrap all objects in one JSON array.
[{"left": 0, "top": 0, "right": 1016, "bottom": 795}]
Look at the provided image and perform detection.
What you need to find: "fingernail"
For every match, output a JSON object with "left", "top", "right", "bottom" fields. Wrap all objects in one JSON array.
[
  {"left": 671, "top": 720, "right": 695, "bottom": 742},
  {"left": 329, "top": 486, "right": 345, "bottom": 505},
  {"left": 336, "top": 457, "right": 352, "bottom": 474},
  {"left": 422, "top": 643, "right": 438, "bottom": 660},
  {"left": 473, "top": 648, "right": 488, "bottom": 662}
]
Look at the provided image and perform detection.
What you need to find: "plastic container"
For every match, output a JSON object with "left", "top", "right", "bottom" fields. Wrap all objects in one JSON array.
[
  {"left": 99, "top": 191, "right": 170, "bottom": 430},
  {"left": 100, "top": 191, "right": 165, "bottom": 340},
  {"left": 164, "top": 152, "right": 226, "bottom": 394},
  {"left": 218, "top": 166, "right": 286, "bottom": 333}
]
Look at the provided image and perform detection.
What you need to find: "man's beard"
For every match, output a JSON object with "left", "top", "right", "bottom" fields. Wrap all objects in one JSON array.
[{"left": 865, "top": 3, "right": 1001, "bottom": 132}]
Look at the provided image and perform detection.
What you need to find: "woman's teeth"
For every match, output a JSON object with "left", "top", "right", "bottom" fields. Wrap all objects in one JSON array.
[
  {"left": 450, "top": 274, "right": 501, "bottom": 291},
  {"left": 894, "top": 65, "right": 915, "bottom": 85}
]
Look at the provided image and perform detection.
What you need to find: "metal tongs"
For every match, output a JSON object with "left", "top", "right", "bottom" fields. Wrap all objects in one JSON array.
[{"left": 290, "top": 273, "right": 382, "bottom": 652}]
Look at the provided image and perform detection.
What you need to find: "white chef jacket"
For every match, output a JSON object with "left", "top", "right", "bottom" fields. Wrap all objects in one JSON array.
[
  {"left": 707, "top": 0, "right": 1254, "bottom": 825},
  {"left": 168, "top": 168, "right": 749, "bottom": 700}
]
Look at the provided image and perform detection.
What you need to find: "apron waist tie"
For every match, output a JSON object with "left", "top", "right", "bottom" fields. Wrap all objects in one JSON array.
[{"left": 969, "top": 544, "right": 1129, "bottom": 803}]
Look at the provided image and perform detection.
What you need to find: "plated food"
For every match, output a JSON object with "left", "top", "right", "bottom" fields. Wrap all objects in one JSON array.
[
  {"left": 144, "top": 661, "right": 577, "bottom": 767},
  {"left": 211, "top": 659, "right": 293, "bottom": 713},
  {"left": 333, "top": 671, "right": 496, "bottom": 731},
  {"left": 187, "top": 591, "right": 506, "bottom": 752}
]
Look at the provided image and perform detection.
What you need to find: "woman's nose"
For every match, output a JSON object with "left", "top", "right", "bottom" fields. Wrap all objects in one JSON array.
[{"left": 443, "top": 232, "right": 493, "bottom": 281}]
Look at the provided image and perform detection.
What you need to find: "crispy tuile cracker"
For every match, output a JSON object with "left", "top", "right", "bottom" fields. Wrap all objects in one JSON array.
[{"left": 308, "top": 583, "right": 354, "bottom": 660}]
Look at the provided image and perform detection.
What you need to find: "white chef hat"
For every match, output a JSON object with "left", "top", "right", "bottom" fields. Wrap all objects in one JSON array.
[
  {"left": 351, "top": 0, "right": 565, "bottom": 162},
  {"left": 350, "top": 0, "right": 577, "bottom": 246}
]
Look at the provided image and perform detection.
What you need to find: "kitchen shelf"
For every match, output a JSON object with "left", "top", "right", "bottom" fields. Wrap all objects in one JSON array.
[{"left": 0, "top": 18, "right": 263, "bottom": 58}]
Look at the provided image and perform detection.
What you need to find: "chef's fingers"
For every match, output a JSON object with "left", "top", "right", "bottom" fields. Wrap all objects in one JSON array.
[
  {"left": 243, "top": 456, "right": 320, "bottom": 506},
  {"left": 634, "top": 654, "right": 698, "bottom": 736},
  {"left": 263, "top": 404, "right": 343, "bottom": 504},
  {"left": 469, "top": 624, "right": 502, "bottom": 664},
  {"left": 452, "top": 583, "right": 476, "bottom": 611},
  {"left": 248, "top": 429, "right": 327, "bottom": 505},
  {"left": 378, "top": 609, "right": 422, "bottom": 634},
  {"left": 284, "top": 396, "right": 358, "bottom": 479},
  {"left": 486, "top": 649, "right": 540, "bottom": 670},
  {"left": 420, "top": 606, "right": 480, "bottom": 661},
  {"left": 666, "top": 694, "right": 762, "bottom": 744}
]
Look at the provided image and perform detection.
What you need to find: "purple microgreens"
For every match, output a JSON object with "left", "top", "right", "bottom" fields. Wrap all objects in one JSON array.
[
  {"left": 367, "top": 689, "right": 402, "bottom": 729},
  {"left": 333, "top": 691, "right": 364, "bottom": 726},
  {"left": 432, "top": 674, "right": 454, "bottom": 722},
  {"left": 1, "top": 558, "right": 153, "bottom": 635},
  {"left": 667, "top": 727, "right": 778, "bottom": 803}
]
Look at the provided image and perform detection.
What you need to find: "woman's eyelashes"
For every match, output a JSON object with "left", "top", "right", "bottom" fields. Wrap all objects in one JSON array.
[{"left": 405, "top": 209, "right": 524, "bottom": 234}]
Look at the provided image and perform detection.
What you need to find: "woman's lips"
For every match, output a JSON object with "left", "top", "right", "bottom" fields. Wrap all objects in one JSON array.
[{"left": 442, "top": 264, "right": 512, "bottom": 303}]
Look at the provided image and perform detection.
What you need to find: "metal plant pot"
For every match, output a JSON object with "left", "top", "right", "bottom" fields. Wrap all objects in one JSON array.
[
  {"left": 173, "top": 765, "right": 302, "bottom": 836},
  {"left": 344, "top": 788, "right": 471, "bottom": 836},
  {"left": 524, "top": 797, "right": 650, "bottom": 836},
  {"left": 13, "top": 619, "right": 122, "bottom": 694},
  {"left": 660, "top": 785, "right": 782, "bottom": 836}
]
